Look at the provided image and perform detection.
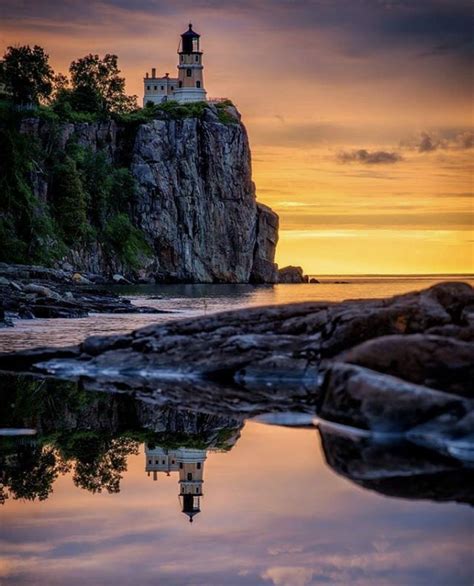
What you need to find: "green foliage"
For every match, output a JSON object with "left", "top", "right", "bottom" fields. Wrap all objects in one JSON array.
[
  {"left": 155, "top": 99, "right": 208, "bottom": 119},
  {"left": 0, "top": 45, "right": 54, "bottom": 106},
  {"left": 0, "top": 120, "right": 64, "bottom": 264},
  {"left": 215, "top": 101, "right": 239, "bottom": 125},
  {"left": 50, "top": 156, "right": 88, "bottom": 244},
  {"left": 104, "top": 213, "right": 152, "bottom": 269},
  {"left": 68, "top": 53, "right": 137, "bottom": 114}
]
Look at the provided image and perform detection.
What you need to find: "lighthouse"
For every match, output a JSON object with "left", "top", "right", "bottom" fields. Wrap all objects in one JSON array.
[
  {"left": 143, "top": 24, "right": 207, "bottom": 106},
  {"left": 145, "top": 445, "right": 207, "bottom": 523},
  {"left": 174, "top": 24, "right": 207, "bottom": 103}
]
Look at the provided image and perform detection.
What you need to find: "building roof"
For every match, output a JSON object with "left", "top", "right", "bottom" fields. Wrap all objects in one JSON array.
[{"left": 182, "top": 23, "right": 200, "bottom": 38}]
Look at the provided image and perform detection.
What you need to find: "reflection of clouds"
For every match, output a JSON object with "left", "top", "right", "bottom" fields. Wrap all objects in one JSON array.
[
  {"left": 1, "top": 424, "right": 472, "bottom": 585},
  {"left": 267, "top": 544, "right": 304, "bottom": 556},
  {"left": 262, "top": 566, "right": 314, "bottom": 586}
]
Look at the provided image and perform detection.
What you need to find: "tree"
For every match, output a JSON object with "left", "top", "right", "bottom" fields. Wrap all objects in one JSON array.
[
  {"left": 0, "top": 45, "right": 54, "bottom": 106},
  {"left": 69, "top": 53, "right": 137, "bottom": 114},
  {"left": 51, "top": 157, "right": 88, "bottom": 244}
]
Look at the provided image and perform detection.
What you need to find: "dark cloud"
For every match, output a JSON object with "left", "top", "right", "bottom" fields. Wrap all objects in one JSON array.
[
  {"left": 415, "top": 130, "right": 474, "bottom": 152},
  {"left": 337, "top": 149, "right": 403, "bottom": 165},
  {"left": 418, "top": 133, "right": 437, "bottom": 153},
  {"left": 2, "top": 0, "right": 472, "bottom": 58}
]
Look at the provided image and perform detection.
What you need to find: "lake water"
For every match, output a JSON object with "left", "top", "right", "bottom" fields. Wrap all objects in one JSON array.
[
  {"left": 0, "top": 276, "right": 473, "bottom": 585},
  {"left": 0, "top": 275, "right": 472, "bottom": 351}
]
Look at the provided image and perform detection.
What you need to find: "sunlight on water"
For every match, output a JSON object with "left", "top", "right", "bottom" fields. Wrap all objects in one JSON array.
[{"left": 0, "top": 276, "right": 472, "bottom": 351}]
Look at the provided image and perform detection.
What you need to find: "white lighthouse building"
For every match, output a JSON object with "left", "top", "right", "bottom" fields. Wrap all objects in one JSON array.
[
  {"left": 143, "top": 24, "right": 207, "bottom": 106},
  {"left": 145, "top": 445, "right": 207, "bottom": 523}
]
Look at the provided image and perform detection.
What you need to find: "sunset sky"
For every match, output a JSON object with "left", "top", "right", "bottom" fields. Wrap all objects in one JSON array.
[{"left": 1, "top": 0, "right": 472, "bottom": 274}]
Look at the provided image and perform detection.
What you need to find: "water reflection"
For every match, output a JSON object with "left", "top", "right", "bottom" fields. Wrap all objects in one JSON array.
[
  {"left": 0, "top": 373, "right": 473, "bottom": 584},
  {"left": 146, "top": 447, "right": 207, "bottom": 522}
]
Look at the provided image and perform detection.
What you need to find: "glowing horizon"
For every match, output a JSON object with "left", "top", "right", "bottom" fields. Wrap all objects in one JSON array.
[{"left": 2, "top": 0, "right": 472, "bottom": 274}]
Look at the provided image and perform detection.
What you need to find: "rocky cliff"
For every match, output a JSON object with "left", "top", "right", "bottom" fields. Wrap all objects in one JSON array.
[{"left": 20, "top": 104, "right": 279, "bottom": 283}]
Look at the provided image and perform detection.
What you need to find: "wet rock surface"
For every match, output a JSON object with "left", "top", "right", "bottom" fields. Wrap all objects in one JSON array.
[
  {"left": 0, "top": 282, "right": 473, "bottom": 462},
  {"left": 340, "top": 333, "right": 474, "bottom": 397}
]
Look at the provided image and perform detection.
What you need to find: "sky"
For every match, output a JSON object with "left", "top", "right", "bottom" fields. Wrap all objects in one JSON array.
[{"left": 1, "top": 0, "right": 473, "bottom": 274}]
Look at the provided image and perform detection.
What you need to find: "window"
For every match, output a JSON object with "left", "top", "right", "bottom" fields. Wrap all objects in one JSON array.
[
  {"left": 171, "top": 460, "right": 175, "bottom": 464},
  {"left": 148, "top": 459, "right": 151, "bottom": 465},
  {"left": 179, "top": 462, "right": 183, "bottom": 468},
  {"left": 197, "top": 462, "right": 201, "bottom": 469},
  {"left": 161, "top": 85, "right": 164, "bottom": 90},
  {"left": 187, "top": 472, "right": 193, "bottom": 481},
  {"left": 162, "top": 460, "right": 165, "bottom": 464},
  {"left": 196, "top": 488, "right": 199, "bottom": 493},
  {"left": 171, "top": 87, "right": 174, "bottom": 91},
  {"left": 179, "top": 81, "right": 182, "bottom": 88},
  {"left": 186, "top": 68, "right": 192, "bottom": 77},
  {"left": 196, "top": 81, "right": 201, "bottom": 88},
  {"left": 195, "top": 55, "right": 199, "bottom": 62},
  {"left": 147, "top": 85, "right": 150, "bottom": 90}
]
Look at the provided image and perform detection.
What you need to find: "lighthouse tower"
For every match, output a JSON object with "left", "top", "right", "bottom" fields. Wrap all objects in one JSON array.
[
  {"left": 178, "top": 449, "right": 206, "bottom": 523},
  {"left": 173, "top": 23, "right": 207, "bottom": 104}
]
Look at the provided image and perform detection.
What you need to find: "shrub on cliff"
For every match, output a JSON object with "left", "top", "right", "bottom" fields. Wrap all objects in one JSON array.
[
  {"left": 0, "top": 121, "right": 64, "bottom": 264},
  {"left": 50, "top": 157, "right": 89, "bottom": 244},
  {"left": 104, "top": 213, "right": 152, "bottom": 269}
]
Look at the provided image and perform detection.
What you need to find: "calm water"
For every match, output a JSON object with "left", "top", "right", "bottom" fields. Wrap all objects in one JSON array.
[
  {"left": 0, "top": 275, "right": 472, "bottom": 351},
  {"left": 0, "top": 277, "right": 473, "bottom": 585}
]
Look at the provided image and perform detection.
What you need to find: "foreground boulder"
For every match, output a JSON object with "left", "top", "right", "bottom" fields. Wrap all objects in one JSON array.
[
  {"left": 0, "top": 282, "right": 472, "bottom": 452},
  {"left": 0, "top": 282, "right": 471, "bottom": 379},
  {"left": 318, "top": 363, "right": 472, "bottom": 432},
  {"left": 340, "top": 334, "right": 474, "bottom": 398}
]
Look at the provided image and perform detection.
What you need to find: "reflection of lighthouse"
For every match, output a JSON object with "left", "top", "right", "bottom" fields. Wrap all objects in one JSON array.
[{"left": 145, "top": 446, "right": 207, "bottom": 523}]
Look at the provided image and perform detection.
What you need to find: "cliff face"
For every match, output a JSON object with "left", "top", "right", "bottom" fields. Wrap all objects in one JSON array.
[{"left": 22, "top": 105, "right": 279, "bottom": 283}]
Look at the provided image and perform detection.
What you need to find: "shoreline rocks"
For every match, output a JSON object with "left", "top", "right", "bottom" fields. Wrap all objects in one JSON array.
[
  {"left": 277, "top": 265, "right": 308, "bottom": 283},
  {"left": 0, "top": 263, "right": 164, "bottom": 326},
  {"left": 0, "top": 282, "right": 473, "bottom": 461}
]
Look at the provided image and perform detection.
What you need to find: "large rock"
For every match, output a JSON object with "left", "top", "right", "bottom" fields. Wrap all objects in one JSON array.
[
  {"left": 250, "top": 203, "right": 279, "bottom": 283},
  {"left": 1, "top": 282, "right": 470, "bottom": 382},
  {"left": 341, "top": 334, "right": 474, "bottom": 397},
  {"left": 318, "top": 363, "right": 472, "bottom": 432},
  {"left": 278, "top": 265, "right": 308, "bottom": 283}
]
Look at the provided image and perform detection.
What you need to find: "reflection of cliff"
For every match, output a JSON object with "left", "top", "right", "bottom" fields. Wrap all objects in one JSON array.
[
  {"left": 319, "top": 428, "right": 474, "bottom": 506},
  {"left": 0, "top": 373, "right": 243, "bottom": 504}
]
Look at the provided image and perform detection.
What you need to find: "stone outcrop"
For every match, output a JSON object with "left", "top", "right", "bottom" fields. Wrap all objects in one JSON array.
[
  {"left": 21, "top": 105, "right": 279, "bottom": 283},
  {"left": 2, "top": 281, "right": 470, "bottom": 379},
  {"left": 278, "top": 265, "right": 308, "bottom": 283},
  {"left": 0, "top": 263, "right": 162, "bottom": 323},
  {"left": 250, "top": 203, "right": 279, "bottom": 283},
  {"left": 340, "top": 334, "right": 474, "bottom": 397},
  {"left": 317, "top": 363, "right": 472, "bottom": 433},
  {"left": 1, "top": 282, "right": 473, "bottom": 456}
]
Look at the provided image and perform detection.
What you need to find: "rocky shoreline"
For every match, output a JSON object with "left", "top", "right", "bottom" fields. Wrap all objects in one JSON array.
[
  {"left": 0, "top": 282, "right": 472, "bottom": 464},
  {"left": 0, "top": 263, "right": 164, "bottom": 326}
]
